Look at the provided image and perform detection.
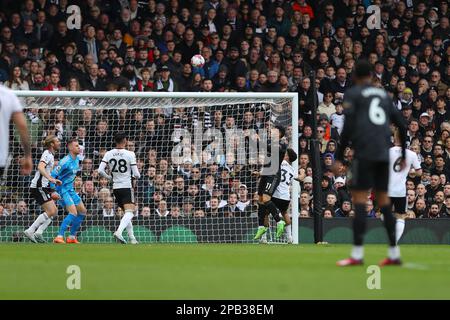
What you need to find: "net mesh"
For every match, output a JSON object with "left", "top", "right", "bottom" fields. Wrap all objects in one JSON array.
[{"left": 0, "top": 92, "right": 295, "bottom": 244}]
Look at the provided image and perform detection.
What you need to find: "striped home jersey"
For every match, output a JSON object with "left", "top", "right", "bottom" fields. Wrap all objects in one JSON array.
[
  {"left": 30, "top": 150, "right": 55, "bottom": 188},
  {"left": 273, "top": 160, "right": 295, "bottom": 201}
]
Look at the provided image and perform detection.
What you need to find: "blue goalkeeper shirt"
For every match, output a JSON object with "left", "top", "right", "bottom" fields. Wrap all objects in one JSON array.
[{"left": 51, "top": 154, "right": 80, "bottom": 193}]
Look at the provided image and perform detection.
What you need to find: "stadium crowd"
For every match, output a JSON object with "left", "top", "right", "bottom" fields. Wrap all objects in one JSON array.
[{"left": 0, "top": 0, "right": 449, "bottom": 220}]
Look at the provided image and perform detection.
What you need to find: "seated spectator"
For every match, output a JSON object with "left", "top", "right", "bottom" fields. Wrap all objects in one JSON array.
[
  {"left": 156, "top": 200, "right": 170, "bottom": 217},
  {"left": 101, "top": 197, "right": 116, "bottom": 217},
  {"left": 222, "top": 192, "right": 243, "bottom": 217},
  {"left": 323, "top": 207, "right": 334, "bottom": 219},
  {"left": 426, "top": 203, "right": 444, "bottom": 218},
  {"left": 109, "top": 63, "right": 130, "bottom": 90},
  {"left": 141, "top": 206, "right": 152, "bottom": 218},
  {"left": 194, "top": 209, "right": 206, "bottom": 218},
  {"left": 206, "top": 197, "right": 223, "bottom": 217},
  {"left": 170, "top": 205, "right": 181, "bottom": 218},
  {"left": 414, "top": 198, "right": 428, "bottom": 218},
  {"left": 299, "top": 210, "right": 311, "bottom": 218},
  {"left": 335, "top": 200, "right": 352, "bottom": 218},
  {"left": 366, "top": 200, "right": 377, "bottom": 218},
  {"left": 16, "top": 201, "right": 29, "bottom": 217}
]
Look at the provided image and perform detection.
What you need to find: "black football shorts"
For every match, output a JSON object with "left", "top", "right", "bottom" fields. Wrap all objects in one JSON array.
[
  {"left": 350, "top": 159, "right": 389, "bottom": 192},
  {"left": 258, "top": 174, "right": 281, "bottom": 196},
  {"left": 113, "top": 188, "right": 135, "bottom": 209}
]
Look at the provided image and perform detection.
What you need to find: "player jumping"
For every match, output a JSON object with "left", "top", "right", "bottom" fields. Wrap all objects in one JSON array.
[
  {"left": 98, "top": 132, "right": 141, "bottom": 244},
  {"left": 53, "top": 139, "right": 87, "bottom": 244},
  {"left": 388, "top": 128, "right": 422, "bottom": 244},
  {"left": 23, "top": 136, "right": 62, "bottom": 243},
  {"left": 334, "top": 60, "right": 408, "bottom": 267},
  {"left": 253, "top": 125, "right": 288, "bottom": 241},
  {"left": 259, "top": 148, "right": 298, "bottom": 244}
]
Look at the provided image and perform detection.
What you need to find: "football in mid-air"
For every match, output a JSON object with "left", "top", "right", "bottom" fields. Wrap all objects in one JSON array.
[{"left": 191, "top": 54, "right": 205, "bottom": 68}]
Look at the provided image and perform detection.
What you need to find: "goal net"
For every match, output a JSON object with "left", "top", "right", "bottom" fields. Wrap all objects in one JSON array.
[{"left": 0, "top": 91, "right": 299, "bottom": 244}]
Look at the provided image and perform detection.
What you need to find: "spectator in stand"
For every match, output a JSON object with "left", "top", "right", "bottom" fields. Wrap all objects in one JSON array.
[{"left": 43, "top": 71, "right": 63, "bottom": 91}]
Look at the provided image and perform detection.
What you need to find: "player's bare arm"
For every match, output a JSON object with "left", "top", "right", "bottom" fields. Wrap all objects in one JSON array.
[{"left": 12, "top": 111, "right": 32, "bottom": 174}]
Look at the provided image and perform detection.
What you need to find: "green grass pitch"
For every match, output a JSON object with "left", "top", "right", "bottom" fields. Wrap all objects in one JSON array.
[{"left": 0, "top": 244, "right": 449, "bottom": 299}]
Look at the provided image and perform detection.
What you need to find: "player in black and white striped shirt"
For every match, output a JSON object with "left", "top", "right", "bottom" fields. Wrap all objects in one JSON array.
[{"left": 24, "top": 136, "right": 62, "bottom": 243}]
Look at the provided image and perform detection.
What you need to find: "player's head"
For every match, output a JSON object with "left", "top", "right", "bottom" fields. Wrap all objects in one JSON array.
[
  {"left": 272, "top": 125, "right": 286, "bottom": 139},
  {"left": 67, "top": 138, "right": 80, "bottom": 155},
  {"left": 284, "top": 148, "right": 298, "bottom": 163},
  {"left": 43, "top": 135, "right": 61, "bottom": 151},
  {"left": 353, "top": 59, "right": 373, "bottom": 84},
  {"left": 114, "top": 132, "right": 128, "bottom": 146}
]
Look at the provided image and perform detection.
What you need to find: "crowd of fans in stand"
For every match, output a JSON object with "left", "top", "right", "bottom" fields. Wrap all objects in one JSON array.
[{"left": 0, "top": 0, "right": 449, "bottom": 219}]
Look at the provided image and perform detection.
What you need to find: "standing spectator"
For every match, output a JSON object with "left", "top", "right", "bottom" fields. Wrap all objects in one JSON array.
[{"left": 80, "top": 25, "right": 100, "bottom": 64}]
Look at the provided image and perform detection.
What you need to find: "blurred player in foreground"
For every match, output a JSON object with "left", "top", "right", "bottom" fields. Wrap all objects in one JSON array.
[
  {"left": 334, "top": 60, "right": 407, "bottom": 266},
  {"left": 0, "top": 85, "right": 32, "bottom": 177}
]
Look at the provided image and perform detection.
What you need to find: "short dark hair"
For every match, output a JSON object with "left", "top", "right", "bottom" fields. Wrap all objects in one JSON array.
[
  {"left": 286, "top": 148, "right": 298, "bottom": 163},
  {"left": 114, "top": 132, "right": 128, "bottom": 144},
  {"left": 275, "top": 125, "right": 286, "bottom": 138},
  {"left": 67, "top": 138, "right": 78, "bottom": 146},
  {"left": 354, "top": 59, "right": 372, "bottom": 78}
]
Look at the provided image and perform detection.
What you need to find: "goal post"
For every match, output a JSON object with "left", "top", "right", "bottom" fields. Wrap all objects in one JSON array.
[{"left": 1, "top": 90, "right": 299, "bottom": 244}]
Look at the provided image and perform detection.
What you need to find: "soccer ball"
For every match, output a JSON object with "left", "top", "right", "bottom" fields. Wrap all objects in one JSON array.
[{"left": 191, "top": 54, "right": 205, "bottom": 68}]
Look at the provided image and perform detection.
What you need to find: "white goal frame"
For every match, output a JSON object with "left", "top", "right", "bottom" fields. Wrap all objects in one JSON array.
[{"left": 14, "top": 90, "right": 299, "bottom": 244}]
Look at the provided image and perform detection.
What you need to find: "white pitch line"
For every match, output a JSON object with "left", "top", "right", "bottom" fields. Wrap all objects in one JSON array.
[{"left": 403, "top": 262, "right": 430, "bottom": 270}]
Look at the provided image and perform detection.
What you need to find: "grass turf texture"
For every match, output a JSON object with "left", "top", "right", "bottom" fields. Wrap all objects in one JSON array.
[{"left": 0, "top": 244, "right": 449, "bottom": 299}]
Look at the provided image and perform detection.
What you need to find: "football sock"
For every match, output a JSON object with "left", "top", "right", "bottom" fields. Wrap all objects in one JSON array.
[
  {"left": 58, "top": 213, "right": 76, "bottom": 237},
  {"left": 265, "top": 201, "right": 280, "bottom": 222},
  {"left": 260, "top": 233, "right": 267, "bottom": 241},
  {"left": 27, "top": 212, "right": 49, "bottom": 233},
  {"left": 285, "top": 224, "right": 292, "bottom": 238},
  {"left": 70, "top": 213, "right": 85, "bottom": 237},
  {"left": 380, "top": 205, "right": 396, "bottom": 247},
  {"left": 257, "top": 203, "right": 266, "bottom": 226},
  {"left": 126, "top": 220, "right": 135, "bottom": 239},
  {"left": 388, "top": 246, "right": 401, "bottom": 260},
  {"left": 395, "top": 219, "right": 405, "bottom": 244},
  {"left": 36, "top": 215, "right": 53, "bottom": 235},
  {"left": 117, "top": 210, "right": 134, "bottom": 235},
  {"left": 351, "top": 246, "right": 364, "bottom": 260},
  {"left": 353, "top": 203, "right": 366, "bottom": 246}
]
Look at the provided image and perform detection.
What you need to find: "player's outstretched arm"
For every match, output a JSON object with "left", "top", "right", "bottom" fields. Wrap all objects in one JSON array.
[{"left": 12, "top": 111, "right": 32, "bottom": 175}]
